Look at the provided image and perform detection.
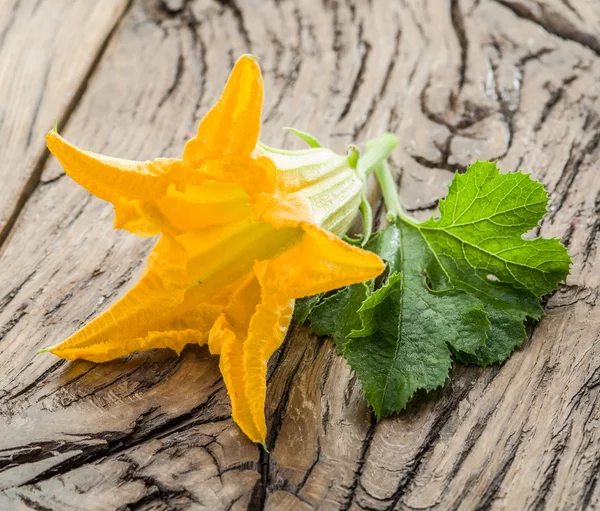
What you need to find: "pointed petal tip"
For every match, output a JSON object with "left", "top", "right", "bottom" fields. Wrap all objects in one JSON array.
[
  {"left": 183, "top": 53, "right": 264, "bottom": 166},
  {"left": 242, "top": 54, "right": 260, "bottom": 61},
  {"left": 260, "top": 442, "right": 269, "bottom": 452},
  {"left": 359, "top": 253, "right": 386, "bottom": 280},
  {"left": 45, "top": 129, "right": 59, "bottom": 144},
  {"left": 36, "top": 347, "right": 52, "bottom": 355},
  {"left": 45, "top": 131, "right": 68, "bottom": 161}
]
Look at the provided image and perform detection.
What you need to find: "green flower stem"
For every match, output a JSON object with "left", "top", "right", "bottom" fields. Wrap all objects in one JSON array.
[
  {"left": 353, "top": 134, "right": 401, "bottom": 241},
  {"left": 373, "top": 159, "right": 405, "bottom": 222},
  {"left": 358, "top": 133, "right": 398, "bottom": 176},
  {"left": 359, "top": 196, "right": 373, "bottom": 246}
]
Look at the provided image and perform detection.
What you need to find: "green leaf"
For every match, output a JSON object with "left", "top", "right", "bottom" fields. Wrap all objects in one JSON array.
[
  {"left": 454, "top": 307, "right": 528, "bottom": 366},
  {"left": 345, "top": 223, "right": 489, "bottom": 418},
  {"left": 293, "top": 294, "right": 323, "bottom": 324},
  {"left": 310, "top": 283, "right": 371, "bottom": 352},
  {"left": 412, "top": 161, "right": 570, "bottom": 363},
  {"left": 304, "top": 160, "right": 571, "bottom": 416},
  {"left": 419, "top": 160, "right": 569, "bottom": 300}
]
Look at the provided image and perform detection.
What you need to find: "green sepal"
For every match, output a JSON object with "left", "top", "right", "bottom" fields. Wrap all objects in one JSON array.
[{"left": 284, "top": 127, "right": 321, "bottom": 148}]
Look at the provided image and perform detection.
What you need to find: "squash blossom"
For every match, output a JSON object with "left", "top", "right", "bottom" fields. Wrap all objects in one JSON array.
[{"left": 44, "top": 55, "right": 384, "bottom": 444}]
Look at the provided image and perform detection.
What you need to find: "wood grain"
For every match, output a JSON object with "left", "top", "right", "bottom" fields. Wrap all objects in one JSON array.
[{"left": 0, "top": 0, "right": 599, "bottom": 509}]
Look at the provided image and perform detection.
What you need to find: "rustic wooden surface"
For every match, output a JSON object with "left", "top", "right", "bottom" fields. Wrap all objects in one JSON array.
[{"left": 0, "top": 0, "right": 599, "bottom": 509}]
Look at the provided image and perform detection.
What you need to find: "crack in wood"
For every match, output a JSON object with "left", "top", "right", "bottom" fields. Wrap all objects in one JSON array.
[
  {"left": 581, "top": 454, "right": 600, "bottom": 510},
  {"left": 533, "top": 75, "right": 578, "bottom": 132},
  {"left": 263, "top": 7, "right": 304, "bottom": 124},
  {"left": 248, "top": 447, "right": 270, "bottom": 511},
  {"left": 340, "top": 413, "right": 377, "bottom": 511},
  {"left": 548, "top": 126, "right": 600, "bottom": 224},
  {"left": 474, "top": 431, "right": 525, "bottom": 510},
  {"left": 493, "top": 0, "right": 600, "bottom": 56},
  {"left": 14, "top": 392, "right": 229, "bottom": 489},
  {"left": 25, "top": 59, "right": 53, "bottom": 150},
  {"left": 214, "top": 0, "right": 252, "bottom": 52},
  {"left": 337, "top": 22, "right": 371, "bottom": 123},
  {"left": 5, "top": 360, "right": 67, "bottom": 403},
  {"left": 450, "top": 0, "right": 469, "bottom": 98},
  {"left": 382, "top": 376, "right": 489, "bottom": 510},
  {"left": 17, "top": 494, "right": 53, "bottom": 511},
  {"left": 0, "top": 271, "right": 36, "bottom": 312},
  {"left": 354, "top": 25, "right": 402, "bottom": 138},
  {"left": 117, "top": 456, "right": 203, "bottom": 510},
  {"left": 156, "top": 48, "right": 185, "bottom": 110}
]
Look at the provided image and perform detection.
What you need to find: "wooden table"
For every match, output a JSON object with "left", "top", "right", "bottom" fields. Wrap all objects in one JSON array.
[{"left": 1, "top": 1, "right": 599, "bottom": 509}]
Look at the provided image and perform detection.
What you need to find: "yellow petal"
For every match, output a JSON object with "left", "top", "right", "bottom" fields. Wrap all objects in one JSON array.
[
  {"left": 46, "top": 131, "right": 174, "bottom": 203},
  {"left": 226, "top": 157, "right": 277, "bottom": 199},
  {"left": 256, "top": 224, "right": 384, "bottom": 298},
  {"left": 252, "top": 191, "right": 313, "bottom": 228},
  {"left": 53, "top": 275, "right": 247, "bottom": 362},
  {"left": 156, "top": 182, "right": 252, "bottom": 232},
  {"left": 243, "top": 279, "right": 294, "bottom": 443},
  {"left": 250, "top": 191, "right": 384, "bottom": 297},
  {"left": 209, "top": 273, "right": 263, "bottom": 441},
  {"left": 48, "top": 236, "right": 192, "bottom": 361},
  {"left": 53, "top": 326, "right": 210, "bottom": 363},
  {"left": 114, "top": 180, "right": 254, "bottom": 237},
  {"left": 172, "top": 152, "right": 276, "bottom": 199},
  {"left": 183, "top": 55, "right": 263, "bottom": 166},
  {"left": 207, "top": 273, "right": 260, "bottom": 355},
  {"left": 209, "top": 271, "right": 293, "bottom": 444},
  {"left": 175, "top": 218, "right": 301, "bottom": 302},
  {"left": 113, "top": 198, "right": 172, "bottom": 237},
  {"left": 220, "top": 274, "right": 263, "bottom": 341},
  {"left": 217, "top": 321, "right": 263, "bottom": 443}
]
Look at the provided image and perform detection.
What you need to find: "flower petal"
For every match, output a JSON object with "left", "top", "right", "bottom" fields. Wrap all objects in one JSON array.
[
  {"left": 217, "top": 322, "right": 264, "bottom": 443},
  {"left": 113, "top": 198, "right": 172, "bottom": 237},
  {"left": 48, "top": 236, "right": 192, "bottom": 361},
  {"left": 183, "top": 55, "right": 263, "bottom": 166},
  {"left": 209, "top": 274, "right": 263, "bottom": 442},
  {"left": 175, "top": 219, "right": 301, "bottom": 302},
  {"left": 156, "top": 182, "right": 252, "bottom": 232},
  {"left": 207, "top": 273, "right": 260, "bottom": 355},
  {"left": 251, "top": 192, "right": 384, "bottom": 297},
  {"left": 113, "top": 180, "right": 254, "bottom": 237},
  {"left": 172, "top": 150, "right": 276, "bottom": 199},
  {"left": 51, "top": 324, "right": 214, "bottom": 363},
  {"left": 256, "top": 224, "right": 385, "bottom": 298},
  {"left": 252, "top": 192, "right": 314, "bottom": 228},
  {"left": 243, "top": 277, "right": 294, "bottom": 444},
  {"left": 46, "top": 131, "right": 174, "bottom": 203},
  {"left": 209, "top": 271, "right": 293, "bottom": 445}
]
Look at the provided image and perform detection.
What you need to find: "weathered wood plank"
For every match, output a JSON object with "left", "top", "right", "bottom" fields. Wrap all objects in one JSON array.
[
  {"left": 0, "top": 0, "right": 599, "bottom": 509},
  {"left": 0, "top": 0, "right": 129, "bottom": 245}
]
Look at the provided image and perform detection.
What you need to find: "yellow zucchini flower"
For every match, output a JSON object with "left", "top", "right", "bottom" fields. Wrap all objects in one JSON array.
[{"left": 44, "top": 55, "right": 384, "bottom": 444}]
